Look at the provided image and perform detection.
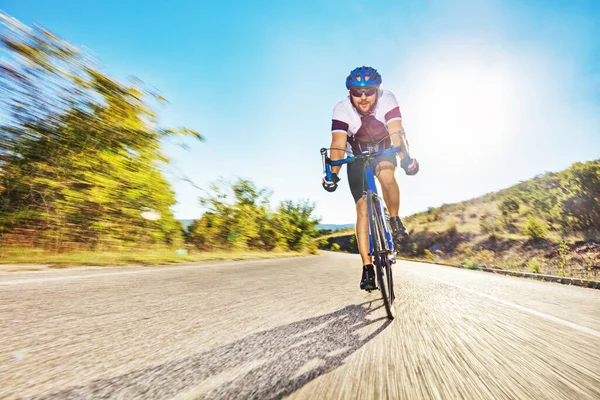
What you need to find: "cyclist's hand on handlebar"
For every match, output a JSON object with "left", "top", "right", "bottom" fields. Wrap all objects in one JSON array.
[
  {"left": 401, "top": 157, "right": 419, "bottom": 175},
  {"left": 322, "top": 173, "right": 340, "bottom": 192}
]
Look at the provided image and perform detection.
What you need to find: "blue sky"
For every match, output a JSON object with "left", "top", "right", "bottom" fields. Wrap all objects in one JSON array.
[{"left": 2, "top": 0, "right": 599, "bottom": 223}]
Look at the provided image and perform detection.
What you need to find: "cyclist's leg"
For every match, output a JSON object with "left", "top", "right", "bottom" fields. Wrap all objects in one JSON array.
[
  {"left": 348, "top": 158, "right": 376, "bottom": 289},
  {"left": 355, "top": 197, "right": 370, "bottom": 265},
  {"left": 347, "top": 159, "right": 371, "bottom": 266},
  {"left": 375, "top": 158, "right": 399, "bottom": 217},
  {"left": 376, "top": 156, "right": 408, "bottom": 242}
]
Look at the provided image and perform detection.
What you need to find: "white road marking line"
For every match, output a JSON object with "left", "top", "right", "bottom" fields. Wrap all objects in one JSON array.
[{"left": 412, "top": 271, "right": 600, "bottom": 339}]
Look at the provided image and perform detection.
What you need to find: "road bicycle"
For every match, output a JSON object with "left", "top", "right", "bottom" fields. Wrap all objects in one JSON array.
[{"left": 321, "top": 142, "right": 410, "bottom": 319}]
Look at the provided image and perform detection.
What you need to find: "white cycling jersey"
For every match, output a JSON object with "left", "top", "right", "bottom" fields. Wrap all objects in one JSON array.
[
  {"left": 331, "top": 89, "right": 402, "bottom": 134},
  {"left": 331, "top": 89, "right": 402, "bottom": 155}
]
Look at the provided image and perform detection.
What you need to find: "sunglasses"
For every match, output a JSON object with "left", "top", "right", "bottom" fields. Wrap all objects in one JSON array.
[{"left": 350, "top": 87, "right": 378, "bottom": 97}]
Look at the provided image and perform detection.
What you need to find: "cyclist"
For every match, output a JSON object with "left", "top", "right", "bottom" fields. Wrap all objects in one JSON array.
[{"left": 322, "top": 66, "right": 419, "bottom": 291}]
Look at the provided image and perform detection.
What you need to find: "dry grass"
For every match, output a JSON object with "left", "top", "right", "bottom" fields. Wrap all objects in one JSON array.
[{"left": 0, "top": 247, "right": 309, "bottom": 269}]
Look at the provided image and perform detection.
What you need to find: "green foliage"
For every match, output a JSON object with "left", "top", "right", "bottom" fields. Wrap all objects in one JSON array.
[
  {"left": 426, "top": 207, "right": 440, "bottom": 222},
  {"left": 411, "top": 243, "right": 418, "bottom": 256},
  {"left": 315, "top": 228, "right": 333, "bottom": 237},
  {"left": 306, "top": 240, "right": 319, "bottom": 255},
  {"left": 330, "top": 243, "right": 341, "bottom": 251},
  {"left": 561, "top": 162, "right": 600, "bottom": 231},
  {"left": 188, "top": 178, "right": 320, "bottom": 252},
  {"left": 513, "top": 161, "right": 599, "bottom": 233},
  {"left": 527, "top": 258, "right": 542, "bottom": 274},
  {"left": 474, "top": 249, "right": 495, "bottom": 266},
  {"left": 499, "top": 196, "right": 520, "bottom": 216},
  {"left": 404, "top": 161, "right": 597, "bottom": 249},
  {"left": 277, "top": 199, "right": 320, "bottom": 251},
  {"left": 494, "top": 218, "right": 505, "bottom": 233},
  {"left": 463, "top": 259, "right": 479, "bottom": 270},
  {"left": 479, "top": 215, "right": 494, "bottom": 234},
  {"left": 462, "top": 246, "right": 474, "bottom": 258},
  {"left": 523, "top": 216, "right": 548, "bottom": 239},
  {"left": 0, "top": 14, "right": 202, "bottom": 250},
  {"left": 348, "top": 235, "right": 359, "bottom": 253},
  {"left": 558, "top": 240, "right": 569, "bottom": 277}
]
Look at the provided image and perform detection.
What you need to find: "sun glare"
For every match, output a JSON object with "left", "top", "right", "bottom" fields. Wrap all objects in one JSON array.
[{"left": 406, "top": 54, "right": 519, "bottom": 170}]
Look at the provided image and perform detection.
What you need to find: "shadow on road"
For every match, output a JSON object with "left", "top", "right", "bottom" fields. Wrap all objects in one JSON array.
[{"left": 33, "top": 300, "right": 391, "bottom": 400}]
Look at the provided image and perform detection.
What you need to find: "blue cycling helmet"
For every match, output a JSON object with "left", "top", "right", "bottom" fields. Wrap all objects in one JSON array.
[{"left": 345, "top": 66, "right": 382, "bottom": 89}]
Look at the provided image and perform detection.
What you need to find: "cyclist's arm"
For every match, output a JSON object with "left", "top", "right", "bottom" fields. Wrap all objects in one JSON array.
[
  {"left": 387, "top": 119, "right": 410, "bottom": 160},
  {"left": 329, "top": 131, "right": 347, "bottom": 175},
  {"left": 387, "top": 119, "right": 405, "bottom": 147}
]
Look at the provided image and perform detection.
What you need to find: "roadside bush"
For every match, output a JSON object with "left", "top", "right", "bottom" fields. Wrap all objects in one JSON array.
[
  {"left": 424, "top": 249, "right": 435, "bottom": 262},
  {"left": 191, "top": 179, "right": 320, "bottom": 252},
  {"left": 527, "top": 258, "right": 542, "bottom": 274},
  {"left": 307, "top": 240, "right": 319, "bottom": 255},
  {"left": 462, "top": 246, "right": 474, "bottom": 258},
  {"left": 474, "top": 249, "right": 495, "bottom": 266},
  {"left": 348, "top": 235, "right": 359, "bottom": 253},
  {"left": 523, "top": 216, "right": 548, "bottom": 239},
  {"left": 330, "top": 243, "right": 341, "bottom": 251},
  {"left": 315, "top": 228, "right": 332, "bottom": 237},
  {"left": 558, "top": 240, "right": 569, "bottom": 277},
  {"left": 463, "top": 259, "right": 479, "bottom": 270}
]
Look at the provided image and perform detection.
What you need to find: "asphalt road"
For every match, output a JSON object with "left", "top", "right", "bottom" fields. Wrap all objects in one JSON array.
[{"left": 1, "top": 252, "right": 599, "bottom": 399}]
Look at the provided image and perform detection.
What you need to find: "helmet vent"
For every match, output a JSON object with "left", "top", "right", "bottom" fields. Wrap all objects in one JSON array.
[{"left": 346, "top": 66, "right": 382, "bottom": 89}]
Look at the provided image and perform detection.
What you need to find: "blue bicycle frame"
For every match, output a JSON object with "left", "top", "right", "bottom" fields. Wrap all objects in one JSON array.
[{"left": 321, "top": 145, "right": 408, "bottom": 256}]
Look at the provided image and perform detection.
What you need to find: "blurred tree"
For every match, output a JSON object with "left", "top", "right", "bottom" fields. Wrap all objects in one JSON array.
[
  {"left": 276, "top": 199, "right": 320, "bottom": 251},
  {"left": 0, "top": 13, "right": 202, "bottom": 250},
  {"left": 560, "top": 161, "right": 600, "bottom": 231},
  {"left": 510, "top": 160, "right": 599, "bottom": 235},
  {"left": 523, "top": 215, "right": 548, "bottom": 240},
  {"left": 188, "top": 178, "right": 319, "bottom": 252}
]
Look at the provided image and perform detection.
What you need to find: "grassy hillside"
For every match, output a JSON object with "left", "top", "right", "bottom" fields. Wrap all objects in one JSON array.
[{"left": 319, "top": 160, "right": 599, "bottom": 280}]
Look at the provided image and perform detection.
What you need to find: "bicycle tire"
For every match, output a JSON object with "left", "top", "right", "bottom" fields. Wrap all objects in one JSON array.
[{"left": 367, "top": 190, "right": 396, "bottom": 319}]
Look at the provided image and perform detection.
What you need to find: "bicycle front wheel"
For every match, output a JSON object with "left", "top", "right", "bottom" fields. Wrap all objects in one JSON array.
[{"left": 367, "top": 191, "right": 396, "bottom": 319}]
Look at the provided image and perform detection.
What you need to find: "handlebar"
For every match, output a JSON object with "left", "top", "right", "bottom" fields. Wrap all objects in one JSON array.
[{"left": 320, "top": 145, "right": 410, "bottom": 181}]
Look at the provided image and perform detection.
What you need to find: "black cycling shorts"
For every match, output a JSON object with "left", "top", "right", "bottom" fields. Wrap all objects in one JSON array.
[{"left": 347, "top": 153, "right": 397, "bottom": 203}]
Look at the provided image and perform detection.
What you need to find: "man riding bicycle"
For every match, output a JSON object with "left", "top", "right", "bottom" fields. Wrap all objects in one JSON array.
[{"left": 322, "top": 66, "right": 419, "bottom": 291}]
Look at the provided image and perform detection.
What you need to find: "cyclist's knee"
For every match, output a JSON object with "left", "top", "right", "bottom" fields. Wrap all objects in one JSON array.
[
  {"left": 378, "top": 170, "right": 397, "bottom": 187},
  {"left": 376, "top": 161, "right": 395, "bottom": 173},
  {"left": 376, "top": 162, "right": 396, "bottom": 179}
]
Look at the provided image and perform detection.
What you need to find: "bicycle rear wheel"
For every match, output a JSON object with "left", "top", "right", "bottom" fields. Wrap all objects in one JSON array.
[{"left": 367, "top": 191, "right": 396, "bottom": 319}]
